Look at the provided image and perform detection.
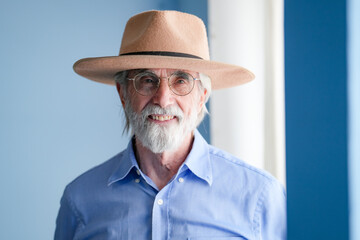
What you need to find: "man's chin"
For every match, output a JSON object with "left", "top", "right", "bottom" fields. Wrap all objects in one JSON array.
[{"left": 135, "top": 126, "right": 183, "bottom": 153}]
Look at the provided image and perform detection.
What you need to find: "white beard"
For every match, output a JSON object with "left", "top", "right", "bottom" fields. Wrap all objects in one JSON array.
[{"left": 124, "top": 99, "right": 198, "bottom": 153}]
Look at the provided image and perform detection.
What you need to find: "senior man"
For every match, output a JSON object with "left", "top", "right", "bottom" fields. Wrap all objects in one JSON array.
[{"left": 55, "top": 10, "right": 286, "bottom": 240}]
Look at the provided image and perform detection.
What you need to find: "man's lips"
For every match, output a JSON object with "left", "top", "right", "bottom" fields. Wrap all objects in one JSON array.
[{"left": 148, "top": 114, "right": 176, "bottom": 122}]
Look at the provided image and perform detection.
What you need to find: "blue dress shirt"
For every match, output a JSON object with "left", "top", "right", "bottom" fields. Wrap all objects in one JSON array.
[{"left": 55, "top": 130, "right": 286, "bottom": 240}]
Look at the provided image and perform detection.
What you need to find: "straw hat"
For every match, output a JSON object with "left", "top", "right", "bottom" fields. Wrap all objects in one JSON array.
[{"left": 73, "top": 10, "right": 254, "bottom": 90}]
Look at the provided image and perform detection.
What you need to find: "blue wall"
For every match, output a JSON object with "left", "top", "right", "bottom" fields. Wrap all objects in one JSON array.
[
  {"left": 285, "top": 0, "right": 349, "bottom": 239},
  {"left": 0, "top": 0, "right": 207, "bottom": 239}
]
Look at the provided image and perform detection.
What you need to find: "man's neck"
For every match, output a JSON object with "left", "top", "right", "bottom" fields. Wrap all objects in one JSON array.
[{"left": 134, "top": 132, "right": 194, "bottom": 190}]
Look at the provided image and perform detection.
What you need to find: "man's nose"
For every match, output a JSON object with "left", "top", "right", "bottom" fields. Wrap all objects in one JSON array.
[{"left": 152, "top": 78, "right": 174, "bottom": 108}]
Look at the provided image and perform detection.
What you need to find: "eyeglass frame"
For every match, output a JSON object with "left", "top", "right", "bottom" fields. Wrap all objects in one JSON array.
[{"left": 127, "top": 70, "right": 200, "bottom": 96}]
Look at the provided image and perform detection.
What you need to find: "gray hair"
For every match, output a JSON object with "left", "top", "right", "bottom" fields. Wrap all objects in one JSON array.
[{"left": 114, "top": 70, "right": 212, "bottom": 133}]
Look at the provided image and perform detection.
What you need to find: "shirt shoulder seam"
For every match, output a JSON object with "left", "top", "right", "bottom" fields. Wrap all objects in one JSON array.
[
  {"left": 208, "top": 146, "right": 275, "bottom": 182},
  {"left": 64, "top": 186, "right": 85, "bottom": 228},
  {"left": 252, "top": 180, "right": 269, "bottom": 239}
]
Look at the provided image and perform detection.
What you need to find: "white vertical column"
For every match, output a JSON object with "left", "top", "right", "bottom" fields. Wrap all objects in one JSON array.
[
  {"left": 208, "top": 0, "right": 285, "bottom": 184},
  {"left": 263, "top": 0, "right": 286, "bottom": 184},
  {"left": 209, "top": 0, "right": 266, "bottom": 169}
]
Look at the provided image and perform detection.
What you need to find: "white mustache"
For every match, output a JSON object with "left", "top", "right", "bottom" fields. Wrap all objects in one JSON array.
[{"left": 141, "top": 104, "right": 184, "bottom": 122}]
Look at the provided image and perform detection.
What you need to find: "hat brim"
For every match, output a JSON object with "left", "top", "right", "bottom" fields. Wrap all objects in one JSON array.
[{"left": 73, "top": 55, "right": 255, "bottom": 90}]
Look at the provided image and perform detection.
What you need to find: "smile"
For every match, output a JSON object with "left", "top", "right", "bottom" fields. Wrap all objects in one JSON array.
[{"left": 149, "top": 115, "right": 175, "bottom": 121}]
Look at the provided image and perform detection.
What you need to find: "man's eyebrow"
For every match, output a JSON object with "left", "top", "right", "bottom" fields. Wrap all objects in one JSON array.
[
  {"left": 129, "top": 69, "right": 197, "bottom": 76},
  {"left": 127, "top": 69, "right": 155, "bottom": 77},
  {"left": 173, "top": 70, "right": 191, "bottom": 75},
  {"left": 131, "top": 69, "right": 153, "bottom": 74}
]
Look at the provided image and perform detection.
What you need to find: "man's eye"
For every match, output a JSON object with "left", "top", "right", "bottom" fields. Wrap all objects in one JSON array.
[
  {"left": 144, "top": 77, "right": 155, "bottom": 83},
  {"left": 172, "top": 72, "right": 192, "bottom": 85},
  {"left": 140, "top": 76, "right": 157, "bottom": 84},
  {"left": 175, "top": 78, "right": 186, "bottom": 84}
]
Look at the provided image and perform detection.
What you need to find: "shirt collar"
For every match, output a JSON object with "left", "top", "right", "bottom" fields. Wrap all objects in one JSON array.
[
  {"left": 107, "top": 130, "right": 213, "bottom": 186},
  {"left": 183, "top": 129, "right": 213, "bottom": 186},
  {"left": 107, "top": 138, "right": 139, "bottom": 186}
]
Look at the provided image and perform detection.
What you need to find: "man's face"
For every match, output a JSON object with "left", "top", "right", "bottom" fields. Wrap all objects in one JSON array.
[{"left": 118, "top": 68, "right": 206, "bottom": 153}]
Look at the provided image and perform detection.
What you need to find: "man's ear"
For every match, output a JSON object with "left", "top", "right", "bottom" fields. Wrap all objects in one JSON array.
[
  {"left": 116, "top": 82, "right": 126, "bottom": 108},
  {"left": 198, "top": 88, "right": 207, "bottom": 113}
]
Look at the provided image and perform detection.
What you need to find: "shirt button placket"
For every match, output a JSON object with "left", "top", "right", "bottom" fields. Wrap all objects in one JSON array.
[{"left": 152, "top": 194, "right": 167, "bottom": 240}]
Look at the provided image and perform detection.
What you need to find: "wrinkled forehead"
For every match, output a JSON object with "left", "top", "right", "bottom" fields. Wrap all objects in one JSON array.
[{"left": 128, "top": 68, "right": 200, "bottom": 78}]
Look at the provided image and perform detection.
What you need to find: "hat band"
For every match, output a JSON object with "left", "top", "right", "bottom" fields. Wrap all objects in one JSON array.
[{"left": 120, "top": 51, "right": 203, "bottom": 59}]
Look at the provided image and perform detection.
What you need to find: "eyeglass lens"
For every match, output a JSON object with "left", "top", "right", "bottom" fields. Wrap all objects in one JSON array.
[{"left": 133, "top": 71, "right": 195, "bottom": 96}]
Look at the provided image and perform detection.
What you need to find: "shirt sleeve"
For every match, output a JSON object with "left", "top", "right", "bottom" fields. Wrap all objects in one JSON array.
[
  {"left": 54, "top": 187, "right": 82, "bottom": 240},
  {"left": 253, "top": 179, "right": 287, "bottom": 240}
]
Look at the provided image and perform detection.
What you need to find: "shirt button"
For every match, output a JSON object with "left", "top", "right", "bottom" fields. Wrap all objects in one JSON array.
[
  {"left": 136, "top": 169, "right": 141, "bottom": 175},
  {"left": 157, "top": 199, "right": 164, "bottom": 205},
  {"left": 135, "top": 179, "right": 140, "bottom": 183},
  {"left": 178, "top": 177, "right": 184, "bottom": 183}
]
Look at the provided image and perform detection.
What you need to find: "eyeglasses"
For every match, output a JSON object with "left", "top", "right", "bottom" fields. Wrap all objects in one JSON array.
[{"left": 127, "top": 70, "right": 199, "bottom": 96}]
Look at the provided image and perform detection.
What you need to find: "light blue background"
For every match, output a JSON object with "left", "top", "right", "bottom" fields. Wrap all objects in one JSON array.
[{"left": 0, "top": 0, "right": 207, "bottom": 239}]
